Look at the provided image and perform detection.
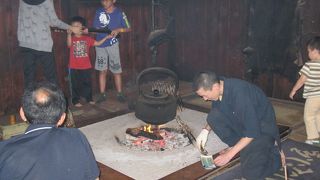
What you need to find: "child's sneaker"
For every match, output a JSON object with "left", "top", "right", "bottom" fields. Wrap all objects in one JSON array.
[
  {"left": 116, "top": 92, "right": 126, "bottom": 103},
  {"left": 305, "top": 139, "right": 320, "bottom": 147},
  {"left": 89, "top": 101, "right": 96, "bottom": 105},
  {"left": 74, "top": 103, "right": 83, "bottom": 107},
  {"left": 96, "top": 93, "right": 107, "bottom": 103}
]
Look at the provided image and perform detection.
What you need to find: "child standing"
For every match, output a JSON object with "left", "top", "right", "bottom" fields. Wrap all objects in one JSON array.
[
  {"left": 93, "top": 0, "right": 131, "bottom": 103},
  {"left": 68, "top": 16, "right": 111, "bottom": 107},
  {"left": 289, "top": 36, "right": 320, "bottom": 146}
]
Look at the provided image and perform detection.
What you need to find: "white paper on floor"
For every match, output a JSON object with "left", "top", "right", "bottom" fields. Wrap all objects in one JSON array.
[{"left": 80, "top": 108, "right": 228, "bottom": 180}]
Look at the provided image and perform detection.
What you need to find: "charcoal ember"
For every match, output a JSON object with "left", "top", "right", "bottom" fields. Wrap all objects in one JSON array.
[
  {"left": 126, "top": 128, "right": 163, "bottom": 140},
  {"left": 122, "top": 128, "right": 190, "bottom": 151}
]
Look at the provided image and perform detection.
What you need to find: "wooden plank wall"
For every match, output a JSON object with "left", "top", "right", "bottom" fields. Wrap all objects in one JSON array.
[
  {"left": 170, "top": 0, "right": 320, "bottom": 102},
  {"left": 244, "top": 0, "right": 298, "bottom": 98},
  {"left": 0, "top": 0, "right": 23, "bottom": 114},
  {"left": 2, "top": 0, "right": 320, "bottom": 113},
  {"left": 170, "top": 0, "right": 248, "bottom": 81}
]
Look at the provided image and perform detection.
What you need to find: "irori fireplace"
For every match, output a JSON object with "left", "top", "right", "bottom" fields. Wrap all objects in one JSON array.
[
  {"left": 80, "top": 109, "right": 228, "bottom": 180},
  {"left": 122, "top": 67, "right": 193, "bottom": 152}
]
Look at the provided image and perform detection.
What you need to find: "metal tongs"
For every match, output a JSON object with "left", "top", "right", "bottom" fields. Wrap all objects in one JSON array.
[
  {"left": 200, "top": 142, "right": 208, "bottom": 155},
  {"left": 175, "top": 115, "right": 209, "bottom": 155}
]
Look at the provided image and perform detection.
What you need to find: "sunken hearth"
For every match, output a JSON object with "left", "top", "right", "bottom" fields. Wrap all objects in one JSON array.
[
  {"left": 80, "top": 109, "right": 228, "bottom": 180},
  {"left": 121, "top": 123, "right": 191, "bottom": 151}
]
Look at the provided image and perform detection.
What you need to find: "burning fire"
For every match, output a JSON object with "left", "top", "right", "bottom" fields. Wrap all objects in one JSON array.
[
  {"left": 123, "top": 124, "right": 191, "bottom": 151},
  {"left": 142, "top": 124, "right": 165, "bottom": 133},
  {"left": 143, "top": 124, "right": 153, "bottom": 133}
]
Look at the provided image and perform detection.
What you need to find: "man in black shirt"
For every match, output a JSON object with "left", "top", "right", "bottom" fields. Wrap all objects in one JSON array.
[
  {"left": 0, "top": 82, "right": 99, "bottom": 180},
  {"left": 194, "top": 71, "right": 281, "bottom": 180}
]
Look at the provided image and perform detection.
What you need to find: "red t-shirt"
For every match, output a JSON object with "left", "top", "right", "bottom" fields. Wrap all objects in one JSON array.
[{"left": 69, "top": 36, "right": 95, "bottom": 69}]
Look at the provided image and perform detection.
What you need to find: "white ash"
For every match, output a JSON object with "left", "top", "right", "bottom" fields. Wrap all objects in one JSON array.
[{"left": 120, "top": 128, "right": 191, "bottom": 151}]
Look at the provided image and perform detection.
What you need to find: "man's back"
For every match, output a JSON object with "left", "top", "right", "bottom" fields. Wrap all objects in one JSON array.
[{"left": 0, "top": 124, "right": 99, "bottom": 180}]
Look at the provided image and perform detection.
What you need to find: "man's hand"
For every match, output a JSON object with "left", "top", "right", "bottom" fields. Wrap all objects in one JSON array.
[
  {"left": 218, "top": 147, "right": 232, "bottom": 155},
  {"left": 196, "top": 129, "right": 209, "bottom": 149},
  {"left": 214, "top": 137, "right": 253, "bottom": 166},
  {"left": 213, "top": 147, "right": 234, "bottom": 166}
]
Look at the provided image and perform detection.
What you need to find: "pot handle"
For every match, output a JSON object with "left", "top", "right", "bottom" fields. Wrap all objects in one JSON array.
[{"left": 136, "top": 67, "right": 179, "bottom": 95}]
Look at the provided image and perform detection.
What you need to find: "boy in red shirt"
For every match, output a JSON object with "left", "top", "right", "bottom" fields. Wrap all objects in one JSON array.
[{"left": 67, "top": 16, "right": 110, "bottom": 107}]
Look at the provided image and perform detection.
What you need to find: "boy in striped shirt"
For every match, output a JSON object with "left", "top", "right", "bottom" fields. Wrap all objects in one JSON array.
[{"left": 289, "top": 36, "right": 320, "bottom": 146}]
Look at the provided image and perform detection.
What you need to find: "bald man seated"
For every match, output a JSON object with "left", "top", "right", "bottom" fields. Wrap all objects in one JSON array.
[{"left": 0, "top": 82, "right": 100, "bottom": 180}]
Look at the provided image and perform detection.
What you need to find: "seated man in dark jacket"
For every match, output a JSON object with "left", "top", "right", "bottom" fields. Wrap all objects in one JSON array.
[
  {"left": 0, "top": 82, "right": 99, "bottom": 180},
  {"left": 194, "top": 71, "right": 282, "bottom": 180}
]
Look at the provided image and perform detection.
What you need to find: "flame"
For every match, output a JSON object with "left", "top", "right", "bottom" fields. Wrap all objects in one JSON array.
[
  {"left": 142, "top": 124, "right": 164, "bottom": 133},
  {"left": 143, "top": 124, "right": 153, "bottom": 133}
]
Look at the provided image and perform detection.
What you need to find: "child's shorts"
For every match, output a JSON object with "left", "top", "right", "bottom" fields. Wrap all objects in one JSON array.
[{"left": 95, "top": 42, "right": 122, "bottom": 73}]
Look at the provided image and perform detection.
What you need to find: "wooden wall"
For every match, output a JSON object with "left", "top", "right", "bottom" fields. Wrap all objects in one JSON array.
[
  {"left": 250, "top": 0, "right": 320, "bottom": 101},
  {"left": 170, "top": 0, "right": 248, "bottom": 80},
  {"left": 1, "top": 0, "right": 320, "bottom": 113},
  {"left": 1, "top": 0, "right": 23, "bottom": 114}
]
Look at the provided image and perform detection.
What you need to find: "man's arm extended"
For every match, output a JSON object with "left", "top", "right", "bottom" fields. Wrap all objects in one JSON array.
[{"left": 213, "top": 137, "right": 253, "bottom": 166}]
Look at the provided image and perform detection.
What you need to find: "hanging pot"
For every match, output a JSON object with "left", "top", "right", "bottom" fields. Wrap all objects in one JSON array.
[{"left": 135, "top": 67, "right": 179, "bottom": 125}]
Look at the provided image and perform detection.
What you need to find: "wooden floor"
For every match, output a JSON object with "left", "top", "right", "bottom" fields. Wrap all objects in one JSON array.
[{"left": 0, "top": 81, "right": 307, "bottom": 179}]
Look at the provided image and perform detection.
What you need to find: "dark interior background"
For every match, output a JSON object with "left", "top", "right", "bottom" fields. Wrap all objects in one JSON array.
[{"left": 1, "top": 0, "right": 320, "bottom": 114}]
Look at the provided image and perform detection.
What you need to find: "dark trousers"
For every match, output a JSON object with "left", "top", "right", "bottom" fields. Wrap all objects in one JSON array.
[
  {"left": 20, "top": 47, "right": 58, "bottom": 88},
  {"left": 240, "top": 135, "right": 281, "bottom": 180},
  {"left": 207, "top": 109, "right": 281, "bottom": 179},
  {"left": 70, "top": 69, "right": 93, "bottom": 104}
]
